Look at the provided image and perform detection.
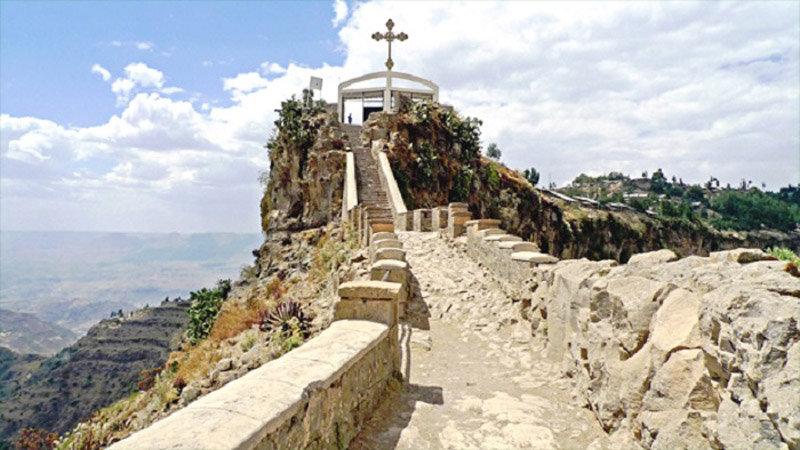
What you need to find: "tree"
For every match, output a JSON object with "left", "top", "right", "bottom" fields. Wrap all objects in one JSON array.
[
  {"left": 523, "top": 167, "right": 540, "bottom": 187},
  {"left": 651, "top": 168, "right": 667, "bottom": 194},
  {"left": 486, "top": 142, "right": 502, "bottom": 160}
]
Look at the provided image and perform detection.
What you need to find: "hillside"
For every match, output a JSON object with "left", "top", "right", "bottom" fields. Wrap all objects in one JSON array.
[
  {"left": 0, "top": 309, "right": 77, "bottom": 356},
  {"left": 363, "top": 102, "right": 799, "bottom": 261},
  {"left": 0, "top": 301, "right": 190, "bottom": 446},
  {"left": 558, "top": 171, "right": 800, "bottom": 233}
]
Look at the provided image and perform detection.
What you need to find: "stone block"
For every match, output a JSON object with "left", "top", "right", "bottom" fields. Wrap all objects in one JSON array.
[
  {"left": 477, "top": 228, "right": 505, "bottom": 239},
  {"left": 372, "top": 239, "right": 402, "bottom": 250},
  {"left": 448, "top": 202, "right": 469, "bottom": 211},
  {"left": 369, "top": 220, "right": 394, "bottom": 234},
  {"left": 338, "top": 280, "right": 402, "bottom": 300},
  {"left": 334, "top": 298, "right": 398, "bottom": 327},
  {"left": 511, "top": 251, "right": 559, "bottom": 265},
  {"left": 412, "top": 209, "right": 432, "bottom": 232},
  {"left": 431, "top": 207, "right": 448, "bottom": 229},
  {"left": 498, "top": 241, "right": 539, "bottom": 252},
  {"left": 484, "top": 234, "right": 522, "bottom": 243},
  {"left": 374, "top": 247, "right": 406, "bottom": 262},
  {"left": 370, "top": 260, "right": 408, "bottom": 284},
  {"left": 370, "top": 239, "right": 402, "bottom": 263},
  {"left": 371, "top": 231, "right": 397, "bottom": 241},
  {"left": 465, "top": 219, "right": 501, "bottom": 232}
]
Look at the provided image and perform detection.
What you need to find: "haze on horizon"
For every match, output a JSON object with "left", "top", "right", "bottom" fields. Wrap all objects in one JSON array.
[{"left": 1, "top": 0, "right": 798, "bottom": 234}]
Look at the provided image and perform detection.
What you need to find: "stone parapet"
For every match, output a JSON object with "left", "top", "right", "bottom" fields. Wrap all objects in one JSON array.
[
  {"left": 462, "top": 216, "right": 558, "bottom": 299},
  {"left": 447, "top": 203, "right": 472, "bottom": 238},
  {"left": 431, "top": 207, "right": 448, "bottom": 230},
  {"left": 108, "top": 320, "right": 393, "bottom": 450},
  {"left": 412, "top": 209, "right": 432, "bottom": 232}
]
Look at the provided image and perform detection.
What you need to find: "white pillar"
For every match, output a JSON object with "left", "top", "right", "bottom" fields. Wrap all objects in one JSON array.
[
  {"left": 383, "top": 72, "right": 392, "bottom": 112},
  {"left": 338, "top": 86, "right": 344, "bottom": 123}
]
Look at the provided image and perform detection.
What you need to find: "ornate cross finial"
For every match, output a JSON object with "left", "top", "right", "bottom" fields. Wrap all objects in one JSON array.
[{"left": 372, "top": 18, "right": 408, "bottom": 71}]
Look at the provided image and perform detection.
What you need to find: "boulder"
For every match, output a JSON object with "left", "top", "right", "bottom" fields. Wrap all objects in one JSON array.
[
  {"left": 709, "top": 248, "right": 776, "bottom": 264},
  {"left": 649, "top": 288, "right": 701, "bottom": 365},
  {"left": 628, "top": 249, "right": 678, "bottom": 266},
  {"left": 590, "top": 276, "right": 671, "bottom": 357}
]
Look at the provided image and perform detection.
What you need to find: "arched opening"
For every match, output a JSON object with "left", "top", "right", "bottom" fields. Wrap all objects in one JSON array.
[{"left": 338, "top": 71, "right": 439, "bottom": 123}]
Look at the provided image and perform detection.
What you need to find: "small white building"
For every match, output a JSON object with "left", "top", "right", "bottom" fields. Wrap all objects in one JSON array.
[{"left": 337, "top": 71, "right": 439, "bottom": 124}]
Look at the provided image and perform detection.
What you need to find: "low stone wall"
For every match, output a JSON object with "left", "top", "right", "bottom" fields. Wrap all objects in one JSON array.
[
  {"left": 341, "top": 151, "right": 357, "bottom": 221},
  {"left": 455, "top": 214, "right": 800, "bottom": 449},
  {"left": 108, "top": 320, "right": 393, "bottom": 450},
  {"left": 375, "top": 151, "right": 408, "bottom": 230}
]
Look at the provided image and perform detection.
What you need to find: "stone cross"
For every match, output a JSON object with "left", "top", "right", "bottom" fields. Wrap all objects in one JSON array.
[{"left": 372, "top": 19, "right": 408, "bottom": 71}]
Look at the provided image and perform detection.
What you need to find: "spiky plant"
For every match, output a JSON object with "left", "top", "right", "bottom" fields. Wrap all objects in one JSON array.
[{"left": 258, "top": 299, "right": 310, "bottom": 336}]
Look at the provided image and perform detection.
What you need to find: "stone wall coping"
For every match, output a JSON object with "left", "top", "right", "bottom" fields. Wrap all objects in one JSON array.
[
  {"left": 373, "top": 238, "right": 403, "bottom": 249},
  {"left": 465, "top": 219, "right": 501, "bottom": 227},
  {"left": 499, "top": 241, "right": 539, "bottom": 252},
  {"left": 108, "top": 320, "right": 389, "bottom": 450},
  {"left": 477, "top": 228, "right": 505, "bottom": 238},
  {"left": 511, "top": 251, "right": 559, "bottom": 264},
  {"left": 338, "top": 280, "right": 403, "bottom": 300},
  {"left": 485, "top": 234, "right": 522, "bottom": 242},
  {"left": 448, "top": 202, "right": 469, "bottom": 209},
  {"left": 374, "top": 248, "right": 406, "bottom": 261},
  {"left": 372, "top": 259, "right": 408, "bottom": 270},
  {"left": 371, "top": 232, "right": 397, "bottom": 242}
]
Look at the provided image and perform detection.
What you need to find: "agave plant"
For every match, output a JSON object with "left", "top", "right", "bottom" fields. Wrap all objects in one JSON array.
[{"left": 258, "top": 299, "right": 310, "bottom": 336}]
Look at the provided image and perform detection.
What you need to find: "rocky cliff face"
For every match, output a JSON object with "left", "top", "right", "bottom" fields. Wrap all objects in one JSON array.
[
  {"left": 260, "top": 100, "right": 347, "bottom": 233},
  {"left": 362, "top": 105, "right": 799, "bottom": 261},
  {"left": 0, "top": 301, "right": 189, "bottom": 445},
  {"left": 527, "top": 249, "right": 799, "bottom": 449}
]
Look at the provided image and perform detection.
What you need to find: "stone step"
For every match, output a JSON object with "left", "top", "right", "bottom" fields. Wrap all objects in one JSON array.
[{"left": 510, "top": 251, "right": 559, "bottom": 265}]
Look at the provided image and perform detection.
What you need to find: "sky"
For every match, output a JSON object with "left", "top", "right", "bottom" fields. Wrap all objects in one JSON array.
[{"left": 1, "top": 1, "right": 798, "bottom": 233}]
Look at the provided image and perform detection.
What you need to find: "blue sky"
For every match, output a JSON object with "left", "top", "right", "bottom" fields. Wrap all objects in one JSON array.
[
  {"left": 1, "top": 1, "right": 343, "bottom": 126},
  {"left": 1, "top": 1, "right": 798, "bottom": 233}
]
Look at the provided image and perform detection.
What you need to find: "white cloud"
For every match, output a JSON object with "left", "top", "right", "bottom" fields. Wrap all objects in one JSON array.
[
  {"left": 259, "top": 62, "right": 287, "bottom": 75},
  {"left": 91, "top": 64, "right": 111, "bottom": 82},
  {"left": 2, "top": 1, "right": 798, "bottom": 233},
  {"left": 332, "top": 0, "right": 348, "bottom": 27},
  {"left": 109, "top": 63, "right": 182, "bottom": 105},
  {"left": 108, "top": 40, "right": 154, "bottom": 51}
]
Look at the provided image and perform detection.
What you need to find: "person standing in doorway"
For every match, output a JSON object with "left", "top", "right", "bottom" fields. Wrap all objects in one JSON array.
[{"left": 348, "top": 113, "right": 352, "bottom": 124}]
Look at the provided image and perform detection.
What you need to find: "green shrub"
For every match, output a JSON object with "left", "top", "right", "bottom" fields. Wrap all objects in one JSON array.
[
  {"left": 449, "top": 166, "right": 473, "bottom": 202},
  {"left": 486, "top": 163, "right": 500, "bottom": 190},
  {"left": 767, "top": 247, "right": 800, "bottom": 265},
  {"left": 186, "top": 279, "right": 232, "bottom": 344},
  {"left": 523, "top": 167, "right": 540, "bottom": 187}
]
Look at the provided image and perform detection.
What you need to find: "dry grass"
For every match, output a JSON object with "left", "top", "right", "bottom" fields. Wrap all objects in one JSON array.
[
  {"left": 208, "top": 301, "right": 261, "bottom": 343},
  {"left": 173, "top": 341, "right": 220, "bottom": 384}
]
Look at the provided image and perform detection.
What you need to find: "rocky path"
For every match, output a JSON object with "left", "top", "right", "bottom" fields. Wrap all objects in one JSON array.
[{"left": 351, "top": 232, "right": 609, "bottom": 450}]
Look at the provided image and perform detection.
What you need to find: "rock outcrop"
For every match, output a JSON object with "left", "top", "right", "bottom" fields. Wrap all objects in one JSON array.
[
  {"left": 527, "top": 249, "right": 800, "bottom": 449},
  {"left": 260, "top": 100, "right": 347, "bottom": 233}
]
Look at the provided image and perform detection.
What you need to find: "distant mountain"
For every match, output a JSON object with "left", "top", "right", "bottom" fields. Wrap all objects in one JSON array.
[
  {"left": 0, "top": 301, "right": 190, "bottom": 446},
  {"left": 0, "top": 309, "right": 77, "bottom": 356},
  {"left": 0, "top": 231, "right": 261, "bottom": 333}
]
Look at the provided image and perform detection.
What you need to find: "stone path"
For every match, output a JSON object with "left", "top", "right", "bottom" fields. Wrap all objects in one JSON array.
[{"left": 351, "top": 232, "right": 609, "bottom": 450}]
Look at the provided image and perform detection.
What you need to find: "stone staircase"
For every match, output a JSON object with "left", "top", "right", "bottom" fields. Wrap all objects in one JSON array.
[{"left": 341, "top": 124, "right": 392, "bottom": 220}]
